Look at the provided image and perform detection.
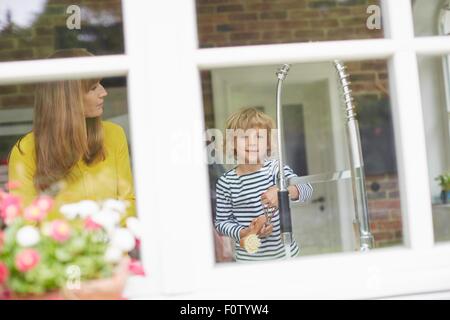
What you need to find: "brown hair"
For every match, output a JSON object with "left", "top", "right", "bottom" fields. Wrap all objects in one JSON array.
[
  {"left": 224, "top": 107, "right": 275, "bottom": 159},
  {"left": 29, "top": 48, "right": 105, "bottom": 191}
]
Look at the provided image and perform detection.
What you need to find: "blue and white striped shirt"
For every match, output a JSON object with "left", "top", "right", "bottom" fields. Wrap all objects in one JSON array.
[{"left": 214, "top": 159, "right": 313, "bottom": 262}]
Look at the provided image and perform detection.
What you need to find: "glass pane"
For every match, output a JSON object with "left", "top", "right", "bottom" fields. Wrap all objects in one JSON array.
[
  {"left": 412, "top": 0, "right": 450, "bottom": 37},
  {"left": 196, "top": 0, "right": 384, "bottom": 48},
  {"left": 203, "top": 59, "right": 404, "bottom": 263},
  {"left": 417, "top": 54, "right": 450, "bottom": 243},
  {"left": 0, "top": 66, "right": 141, "bottom": 297},
  {"left": 0, "top": 0, "right": 124, "bottom": 62}
]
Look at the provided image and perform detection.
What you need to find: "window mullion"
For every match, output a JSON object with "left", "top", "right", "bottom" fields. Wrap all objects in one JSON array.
[
  {"left": 382, "top": 0, "right": 434, "bottom": 249},
  {"left": 196, "top": 39, "right": 395, "bottom": 69},
  {"left": 0, "top": 55, "right": 129, "bottom": 85},
  {"left": 124, "top": 0, "right": 214, "bottom": 296}
]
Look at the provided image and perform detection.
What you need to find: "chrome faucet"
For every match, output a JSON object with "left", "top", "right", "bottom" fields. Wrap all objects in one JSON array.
[
  {"left": 275, "top": 64, "right": 293, "bottom": 257},
  {"left": 274, "top": 61, "right": 374, "bottom": 253},
  {"left": 334, "top": 60, "right": 374, "bottom": 251}
]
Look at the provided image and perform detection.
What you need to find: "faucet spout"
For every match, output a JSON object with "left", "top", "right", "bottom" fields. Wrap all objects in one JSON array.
[{"left": 275, "top": 64, "right": 293, "bottom": 257}]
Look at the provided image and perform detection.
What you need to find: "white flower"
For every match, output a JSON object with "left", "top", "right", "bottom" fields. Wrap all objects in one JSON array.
[
  {"left": 16, "top": 226, "right": 40, "bottom": 247},
  {"left": 111, "top": 228, "right": 135, "bottom": 252},
  {"left": 59, "top": 200, "right": 100, "bottom": 220},
  {"left": 77, "top": 200, "right": 100, "bottom": 218},
  {"left": 60, "top": 200, "right": 100, "bottom": 219},
  {"left": 126, "top": 217, "right": 141, "bottom": 239},
  {"left": 102, "top": 199, "right": 127, "bottom": 215},
  {"left": 60, "top": 203, "right": 79, "bottom": 220},
  {"left": 91, "top": 209, "right": 120, "bottom": 234},
  {"left": 104, "top": 246, "right": 123, "bottom": 264}
]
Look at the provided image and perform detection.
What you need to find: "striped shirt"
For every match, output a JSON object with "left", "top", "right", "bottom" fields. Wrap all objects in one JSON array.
[{"left": 214, "top": 159, "right": 313, "bottom": 262}]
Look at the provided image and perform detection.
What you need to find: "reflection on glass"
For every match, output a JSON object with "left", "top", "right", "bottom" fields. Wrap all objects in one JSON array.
[
  {"left": 204, "top": 60, "right": 404, "bottom": 263},
  {"left": 412, "top": 0, "right": 450, "bottom": 37},
  {"left": 196, "top": 0, "right": 384, "bottom": 48},
  {"left": 417, "top": 54, "right": 450, "bottom": 242},
  {"left": 0, "top": 0, "right": 124, "bottom": 62}
]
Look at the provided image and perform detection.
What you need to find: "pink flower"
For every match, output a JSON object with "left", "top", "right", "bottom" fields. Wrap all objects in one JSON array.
[
  {"left": 128, "top": 259, "right": 145, "bottom": 276},
  {"left": 0, "top": 262, "right": 9, "bottom": 284},
  {"left": 4, "top": 181, "right": 21, "bottom": 191},
  {"left": 84, "top": 216, "right": 102, "bottom": 231},
  {"left": 34, "top": 196, "right": 54, "bottom": 214},
  {"left": 15, "top": 249, "right": 40, "bottom": 272},
  {"left": 0, "top": 194, "right": 22, "bottom": 225},
  {"left": 49, "top": 220, "right": 71, "bottom": 242},
  {"left": 135, "top": 238, "right": 141, "bottom": 250},
  {"left": 23, "top": 196, "right": 53, "bottom": 222},
  {"left": 24, "top": 204, "right": 47, "bottom": 223}
]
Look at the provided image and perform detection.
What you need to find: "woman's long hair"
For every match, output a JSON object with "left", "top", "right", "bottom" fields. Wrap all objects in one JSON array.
[{"left": 31, "top": 48, "right": 105, "bottom": 192}]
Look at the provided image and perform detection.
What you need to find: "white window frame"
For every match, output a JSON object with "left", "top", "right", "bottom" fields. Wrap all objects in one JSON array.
[{"left": 1, "top": 0, "right": 450, "bottom": 299}]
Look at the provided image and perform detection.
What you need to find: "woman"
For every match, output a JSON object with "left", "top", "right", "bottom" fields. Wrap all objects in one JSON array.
[{"left": 8, "top": 49, "right": 135, "bottom": 218}]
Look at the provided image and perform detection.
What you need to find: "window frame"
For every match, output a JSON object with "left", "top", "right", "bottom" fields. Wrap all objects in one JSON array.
[{"left": 0, "top": 0, "right": 449, "bottom": 299}]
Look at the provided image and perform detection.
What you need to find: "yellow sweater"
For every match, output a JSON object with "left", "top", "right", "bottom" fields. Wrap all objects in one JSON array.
[{"left": 8, "top": 121, "right": 136, "bottom": 218}]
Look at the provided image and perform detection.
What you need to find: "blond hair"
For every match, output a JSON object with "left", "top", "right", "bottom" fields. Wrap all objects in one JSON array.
[
  {"left": 27, "top": 48, "right": 105, "bottom": 191},
  {"left": 225, "top": 107, "right": 275, "bottom": 158}
]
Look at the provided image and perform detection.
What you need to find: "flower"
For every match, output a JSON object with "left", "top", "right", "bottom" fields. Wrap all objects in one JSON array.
[
  {"left": 59, "top": 203, "right": 79, "bottom": 220},
  {"left": 102, "top": 199, "right": 127, "bottom": 215},
  {"left": 60, "top": 200, "right": 100, "bottom": 220},
  {"left": 126, "top": 217, "right": 141, "bottom": 239},
  {"left": 0, "top": 193, "right": 141, "bottom": 295},
  {"left": 23, "top": 204, "right": 47, "bottom": 222},
  {"left": 15, "top": 249, "right": 40, "bottom": 272},
  {"left": 49, "top": 220, "right": 71, "bottom": 242},
  {"left": 0, "top": 262, "right": 9, "bottom": 284},
  {"left": 4, "top": 181, "right": 21, "bottom": 191},
  {"left": 111, "top": 228, "right": 135, "bottom": 252},
  {"left": 91, "top": 209, "right": 120, "bottom": 234},
  {"left": 128, "top": 259, "right": 145, "bottom": 276},
  {"left": 16, "top": 226, "right": 40, "bottom": 247},
  {"left": 104, "top": 246, "right": 122, "bottom": 264},
  {"left": 34, "top": 195, "right": 54, "bottom": 213},
  {"left": 0, "top": 194, "right": 21, "bottom": 225},
  {"left": 77, "top": 200, "right": 100, "bottom": 219},
  {"left": 135, "top": 238, "right": 141, "bottom": 250},
  {"left": 84, "top": 216, "right": 102, "bottom": 231}
]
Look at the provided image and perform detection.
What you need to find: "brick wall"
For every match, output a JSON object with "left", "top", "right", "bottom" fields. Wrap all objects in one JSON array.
[
  {"left": 367, "top": 174, "right": 402, "bottom": 247},
  {"left": 197, "top": 0, "right": 402, "bottom": 248},
  {"left": 196, "top": 0, "right": 383, "bottom": 48}
]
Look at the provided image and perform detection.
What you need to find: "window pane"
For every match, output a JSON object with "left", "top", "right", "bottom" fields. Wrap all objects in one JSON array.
[
  {"left": 0, "top": 0, "right": 124, "bottom": 62},
  {"left": 417, "top": 54, "right": 450, "bottom": 243},
  {"left": 0, "top": 73, "right": 134, "bottom": 205},
  {"left": 0, "top": 70, "right": 142, "bottom": 297},
  {"left": 203, "top": 59, "right": 403, "bottom": 263},
  {"left": 196, "top": 0, "right": 384, "bottom": 48},
  {"left": 412, "top": 0, "right": 450, "bottom": 37}
]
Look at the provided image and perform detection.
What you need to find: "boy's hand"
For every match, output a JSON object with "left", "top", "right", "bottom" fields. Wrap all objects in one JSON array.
[
  {"left": 239, "top": 215, "right": 269, "bottom": 246},
  {"left": 258, "top": 223, "right": 273, "bottom": 238},
  {"left": 261, "top": 185, "right": 300, "bottom": 207},
  {"left": 261, "top": 186, "right": 279, "bottom": 208}
]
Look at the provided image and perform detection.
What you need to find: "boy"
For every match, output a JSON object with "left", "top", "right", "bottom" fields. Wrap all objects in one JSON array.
[{"left": 215, "top": 107, "right": 313, "bottom": 261}]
